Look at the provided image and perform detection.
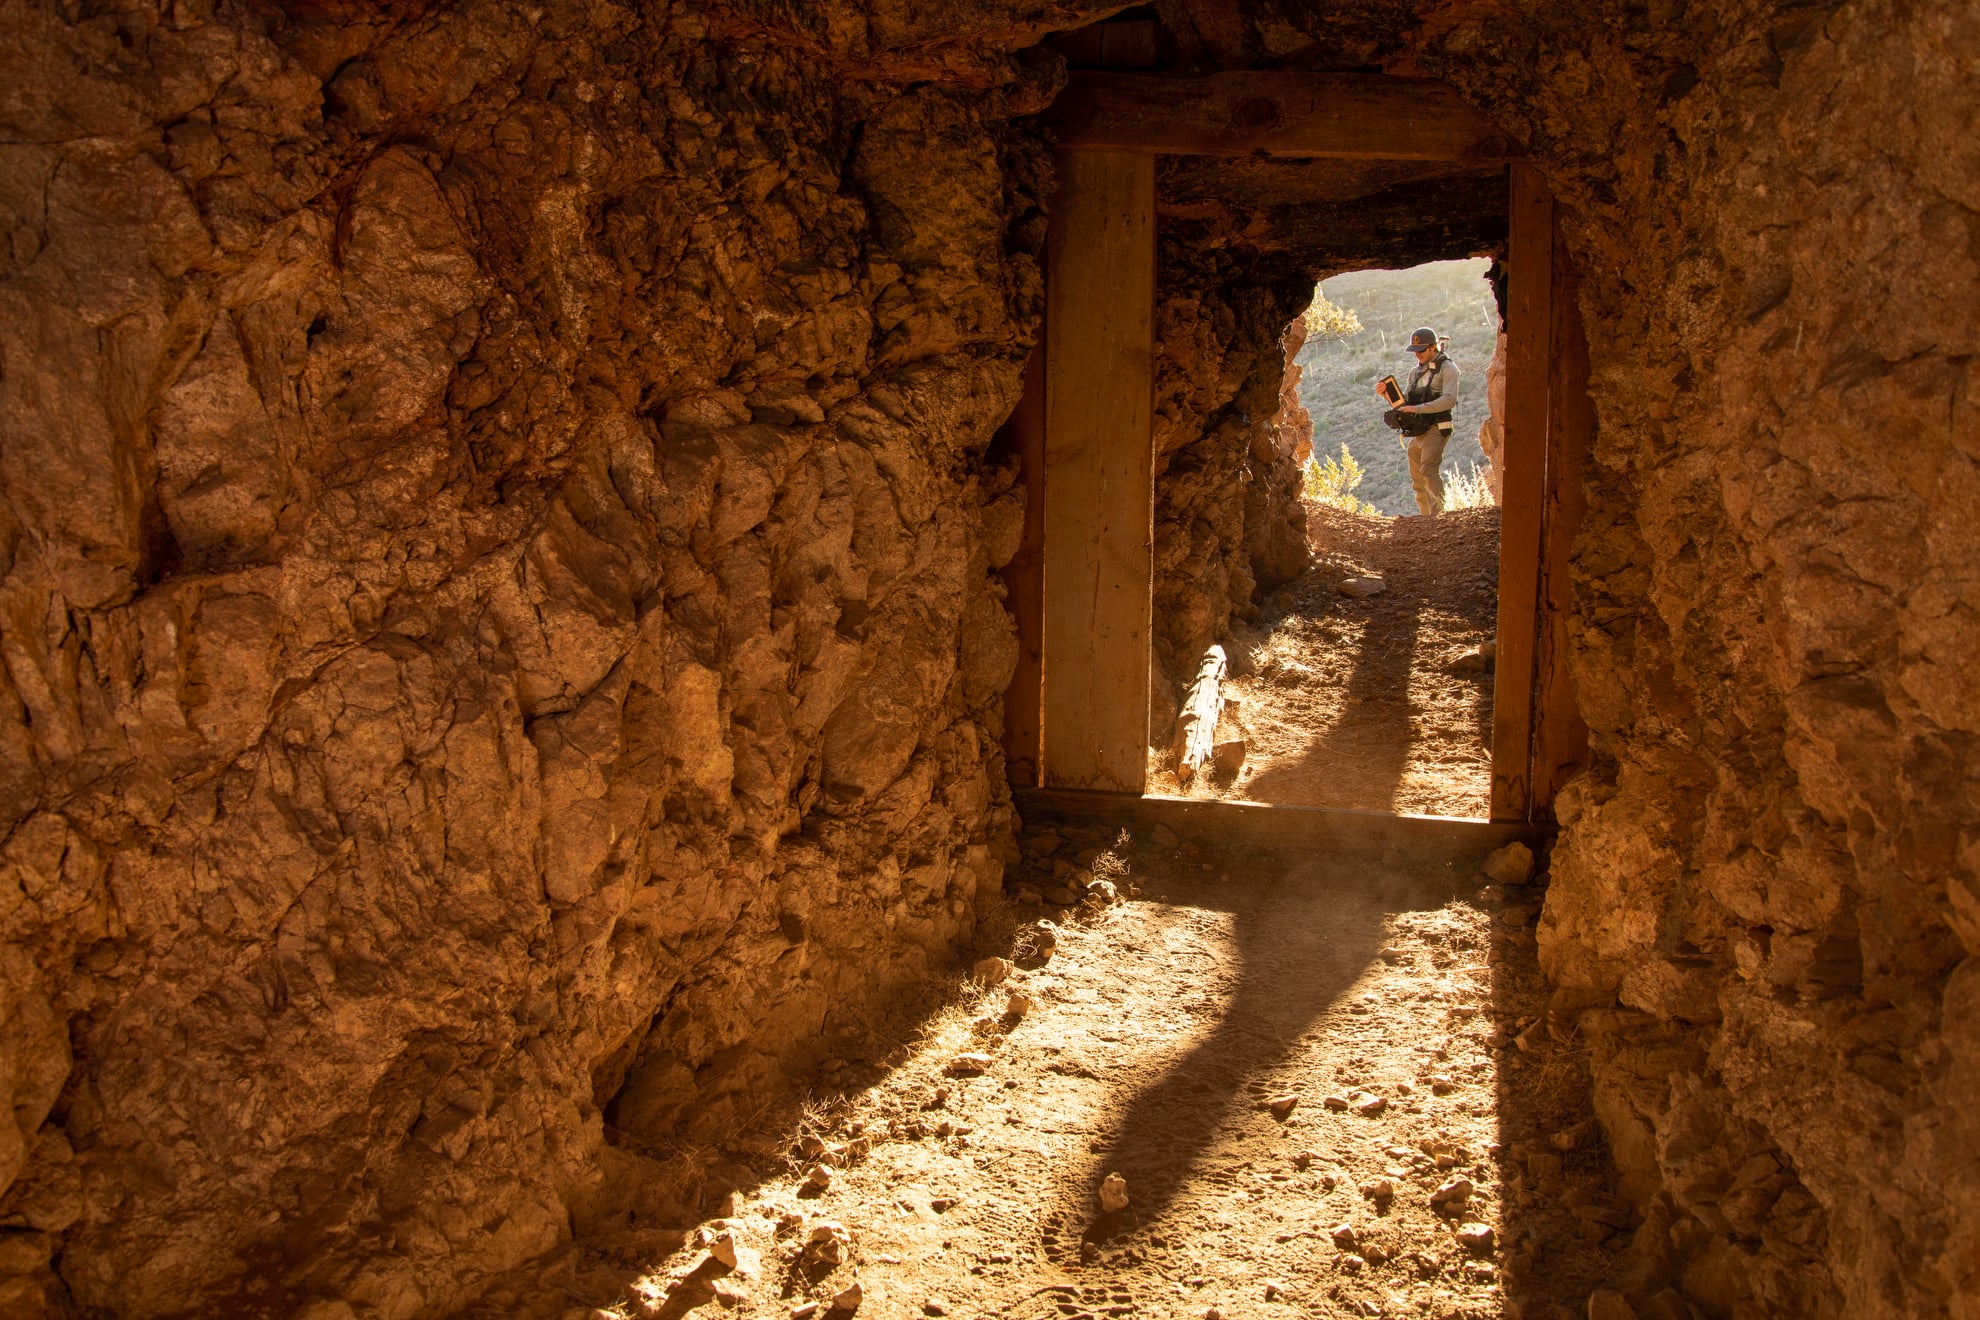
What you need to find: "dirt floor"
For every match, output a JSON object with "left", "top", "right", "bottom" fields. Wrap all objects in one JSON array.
[
  {"left": 541, "top": 823, "right": 1641, "bottom": 1320},
  {"left": 1147, "top": 505, "right": 1500, "bottom": 820}
]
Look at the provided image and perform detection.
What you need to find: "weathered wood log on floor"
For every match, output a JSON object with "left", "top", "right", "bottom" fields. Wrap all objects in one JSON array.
[{"left": 1174, "top": 644, "right": 1228, "bottom": 785}]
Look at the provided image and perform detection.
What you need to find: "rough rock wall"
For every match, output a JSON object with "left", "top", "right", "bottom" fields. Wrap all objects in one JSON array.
[
  {"left": 1404, "top": 0, "right": 1980, "bottom": 1314},
  {"left": 1476, "top": 330, "right": 1506, "bottom": 503},
  {"left": 1148, "top": 244, "right": 1313, "bottom": 721},
  {"left": 0, "top": 3, "right": 1096, "bottom": 1314}
]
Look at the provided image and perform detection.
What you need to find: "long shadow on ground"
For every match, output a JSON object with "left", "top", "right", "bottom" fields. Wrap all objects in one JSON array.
[{"left": 1041, "top": 851, "right": 1455, "bottom": 1252}]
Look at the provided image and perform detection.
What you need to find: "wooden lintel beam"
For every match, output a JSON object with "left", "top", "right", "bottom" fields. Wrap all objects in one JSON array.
[{"left": 1047, "top": 71, "right": 1523, "bottom": 161}]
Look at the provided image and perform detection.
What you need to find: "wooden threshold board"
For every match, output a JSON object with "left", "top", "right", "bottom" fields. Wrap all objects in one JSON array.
[{"left": 1015, "top": 788, "right": 1544, "bottom": 868}]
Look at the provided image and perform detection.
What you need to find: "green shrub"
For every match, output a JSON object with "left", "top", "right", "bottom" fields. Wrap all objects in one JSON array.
[
  {"left": 1301, "top": 291, "right": 1364, "bottom": 342},
  {"left": 1304, "top": 444, "right": 1381, "bottom": 516},
  {"left": 1442, "top": 461, "right": 1497, "bottom": 510}
]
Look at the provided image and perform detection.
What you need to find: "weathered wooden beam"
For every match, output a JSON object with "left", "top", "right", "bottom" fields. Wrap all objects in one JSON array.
[
  {"left": 1048, "top": 71, "right": 1522, "bottom": 161},
  {"left": 997, "top": 343, "right": 1046, "bottom": 788},
  {"left": 1173, "top": 644, "right": 1227, "bottom": 786},
  {"left": 1041, "top": 149, "right": 1156, "bottom": 793},
  {"left": 1017, "top": 788, "right": 1544, "bottom": 867},
  {"left": 1533, "top": 227, "right": 1593, "bottom": 816},
  {"left": 1490, "top": 163, "right": 1553, "bottom": 822}
]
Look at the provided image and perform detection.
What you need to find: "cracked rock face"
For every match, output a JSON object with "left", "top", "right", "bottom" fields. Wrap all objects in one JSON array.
[
  {"left": 1408, "top": 0, "right": 1980, "bottom": 1315},
  {"left": 0, "top": 3, "right": 1124, "bottom": 1313},
  {"left": 2, "top": 0, "right": 1976, "bottom": 1316}
]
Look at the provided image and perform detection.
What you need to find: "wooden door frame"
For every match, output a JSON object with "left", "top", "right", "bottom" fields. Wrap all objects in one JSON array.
[{"left": 996, "top": 75, "right": 1590, "bottom": 822}]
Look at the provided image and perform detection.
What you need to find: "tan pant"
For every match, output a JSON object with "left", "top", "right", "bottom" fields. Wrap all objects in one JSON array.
[{"left": 1408, "top": 427, "right": 1451, "bottom": 515}]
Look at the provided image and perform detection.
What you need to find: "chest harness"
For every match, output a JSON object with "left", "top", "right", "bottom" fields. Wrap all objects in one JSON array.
[{"left": 1404, "top": 354, "right": 1455, "bottom": 429}]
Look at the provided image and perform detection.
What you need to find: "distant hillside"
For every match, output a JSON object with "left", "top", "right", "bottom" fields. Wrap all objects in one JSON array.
[{"left": 1296, "top": 259, "right": 1499, "bottom": 516}]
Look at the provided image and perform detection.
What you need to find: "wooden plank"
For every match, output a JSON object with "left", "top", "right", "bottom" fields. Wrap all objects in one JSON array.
[
  {"left": 1534, "top": 225, "right": 1593, "bottom": 815},
  {"left": 1173, "top": 644, "right": 1227, "bottom": 786},
  {"left": 1049, "top": 71, "right": 1522, "bottom": 161},
  {"left": 1490, "top": 163, "right": 1553, "bottom": 821},
  {"left": 1042, "top": 149, "right": 1155, "bottom": 794},
  {"left": 996, "top": 343, "right": 1046, "bottom": 787},
  {"left": 1017, "top": 788, "right": 1543, "bottom": 869}
]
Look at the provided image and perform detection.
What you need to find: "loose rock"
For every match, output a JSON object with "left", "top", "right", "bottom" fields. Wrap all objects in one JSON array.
[
  {"left": 1099, "top": 1172, "right": 1130, "bottom": 1212},
  {"left": 1482, "top": 841, "right": 1535, "bottom": 886},
  {"left": 946, "top": 1053, "right": 993, "bottom": 1075},
  {"left": 1457, "top": 1222, "right": 1495, "bottom": 1253},
  {"left": 806, "top": 1221, "right": 851, "bottom": 1270},
  {"left": 1022, "top": 832, "right": 1063, "bottom": 859},
  {"left": 1431, "top": 1177, "right": 1474, "bottom": 1210},
  {"left": 1212, "top": 730, "right": 1247, "bottom": 774},
  {"left": 1264, "top": 1093, "right": 1300, "bottom": 1119},
  {"left": 830, "top": 1280, "right": 864, "bottom": 1312},
  {"left": 1339, "top": 575, "right": 1387, "bottom": 598},
  {"left": 972, "top": 956, "right": 1012, "bottom": 985},
  {"left": 1588, "top": 1291, "right": 1640, "bottom": 1320}
]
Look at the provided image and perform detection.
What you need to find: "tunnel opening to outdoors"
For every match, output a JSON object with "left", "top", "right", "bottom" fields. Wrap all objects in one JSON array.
[
  {"left": 1144, "top": 259, "right": 1508, "bottom": 819},
  {"left": 1, "top": 2, "right": 1975, "bottom": 1320}
]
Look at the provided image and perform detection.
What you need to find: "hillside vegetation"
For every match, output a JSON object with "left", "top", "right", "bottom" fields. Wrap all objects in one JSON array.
[{"left": 1296, "top": 258, "right": 1499, "bottom": 516}]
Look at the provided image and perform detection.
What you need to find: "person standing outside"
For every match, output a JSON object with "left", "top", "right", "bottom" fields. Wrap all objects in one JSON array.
[{"left": 1382, "top": 327, "right": 1461, "bottom": 515}]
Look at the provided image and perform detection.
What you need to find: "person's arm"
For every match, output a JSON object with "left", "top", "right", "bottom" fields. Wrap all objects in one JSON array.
[{"left": 1404, "top": 361, "right": 1460, "bottom": 413}]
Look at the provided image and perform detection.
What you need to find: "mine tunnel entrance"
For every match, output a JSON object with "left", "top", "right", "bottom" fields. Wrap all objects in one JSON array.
[
  {"left": 997, "top": 69, "right": 1592, "bottom": 844},
  {"left": 1146, "top": 260, "right": 1507, "bottom": 819}
]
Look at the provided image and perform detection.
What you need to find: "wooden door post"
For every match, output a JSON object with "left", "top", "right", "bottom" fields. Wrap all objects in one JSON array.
[
  {"left": 1533, "top": 226, "right": 1593, "bottom": 813},
  {"left": 1491, "top": 163, "right": 1553, "bottom": 821},
  {"left": 1041, "top": 149, "right": 1157, "bottom": 793}
]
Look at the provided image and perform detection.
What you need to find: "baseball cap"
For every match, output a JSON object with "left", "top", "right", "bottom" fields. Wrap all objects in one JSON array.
[{"left": 1406, "top": 327, "right": 1439, "bottom": 351}]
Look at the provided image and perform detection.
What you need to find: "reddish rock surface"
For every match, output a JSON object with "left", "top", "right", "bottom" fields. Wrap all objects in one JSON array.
[{"left": 0, "top": 1, "right": 1974, "bottom": 1317}]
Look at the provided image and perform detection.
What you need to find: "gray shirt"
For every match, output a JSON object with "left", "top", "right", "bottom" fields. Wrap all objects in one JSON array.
[{"left": 1405, "top": 355, "right": 1461, "bottom": 420}]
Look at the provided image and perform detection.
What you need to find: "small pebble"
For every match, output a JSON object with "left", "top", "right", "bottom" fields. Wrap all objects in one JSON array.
[
  {"left": 1431, "top": 1177, "right": 1474, "bottom": 1208},
  {"left": 831, "top": 1280, "right": 864, "bottom": 1312},
  {"left": 946, "top": 1053, "right": 993, "bottom": 1075},
  {"left": 1457, "top": 1222, "right": 1495, "bottom": 1253},
  {"left": 1099, "top": 1171, "right": 1130, "bottom": 1212},
  {"left": 972, "top": 956, "right": 1011, "bottom": 985}
]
